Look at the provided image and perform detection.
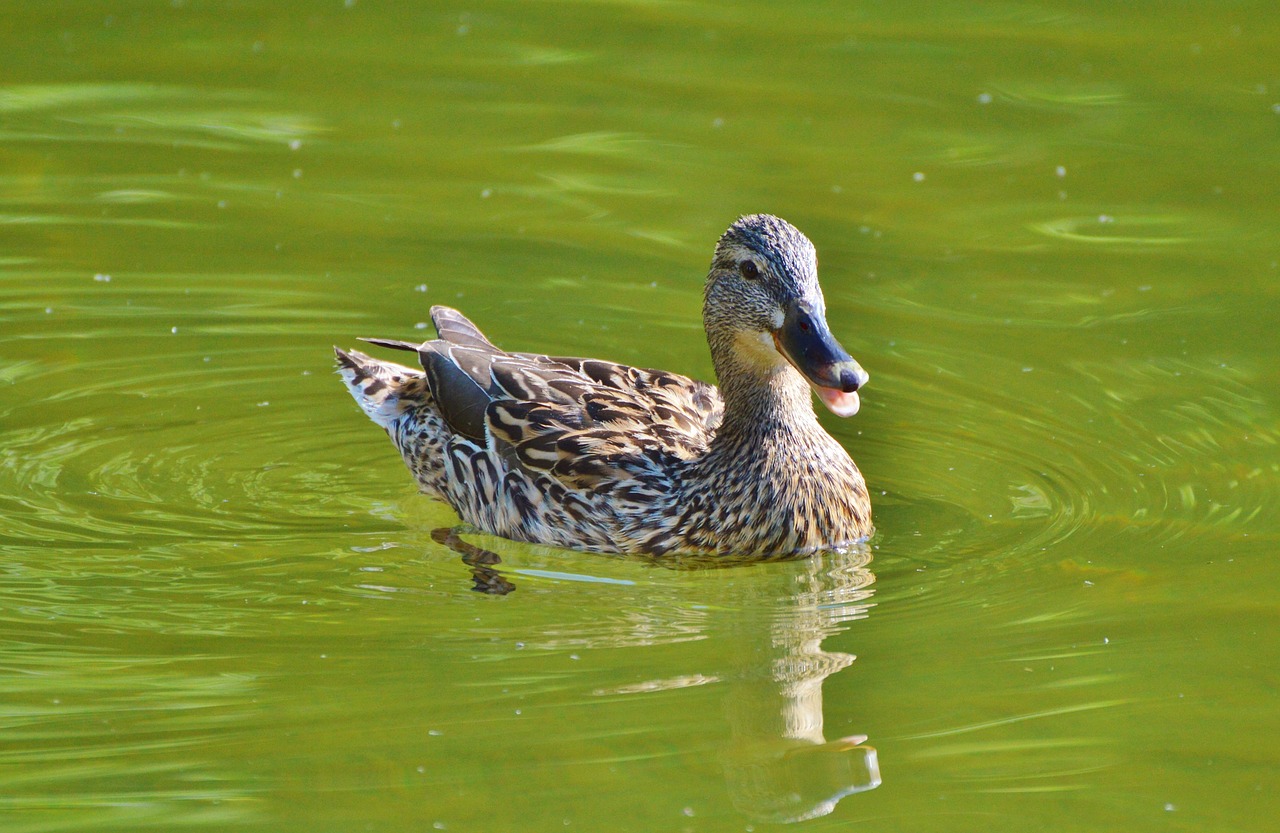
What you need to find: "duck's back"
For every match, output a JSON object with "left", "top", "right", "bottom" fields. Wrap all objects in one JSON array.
[{"left": 336, "top": 306, "right": 723, "bottom": 552}]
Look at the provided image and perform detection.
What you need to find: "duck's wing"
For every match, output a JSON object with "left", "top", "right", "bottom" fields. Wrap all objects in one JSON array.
[
  {"left": 520, "top": 354, "right": 723, "bottom": 435},
  {"left": 366, "top": 306, "right": 723, "bottom": 493},
  {"left": 488, "top": 353, "right": 724, "bottom": 488}
]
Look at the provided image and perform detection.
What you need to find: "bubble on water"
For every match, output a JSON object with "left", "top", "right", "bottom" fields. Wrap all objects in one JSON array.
[
  {"left": 977, "top": 92, "right": 993, "bottom": 104},
  {"left": 912, "top": 171, "right": 926, "bottom": 182}
]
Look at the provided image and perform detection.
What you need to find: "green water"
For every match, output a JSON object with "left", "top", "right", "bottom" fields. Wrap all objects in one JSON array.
[{"left": 2, "top": 1, "right": 1278, "bottom": 830}]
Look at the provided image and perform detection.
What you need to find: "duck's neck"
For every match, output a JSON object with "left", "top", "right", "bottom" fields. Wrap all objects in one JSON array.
[{"left": 709, "top": 332, "right": 823, "bottom": 443}]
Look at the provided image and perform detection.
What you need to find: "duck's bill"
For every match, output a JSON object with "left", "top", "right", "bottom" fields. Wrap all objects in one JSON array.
[
  {"left": 815, "top": 385, "right": 862, "bottom": 417},
  {"left": 774, "top": 301, "right": 869, "bottom": 418}
]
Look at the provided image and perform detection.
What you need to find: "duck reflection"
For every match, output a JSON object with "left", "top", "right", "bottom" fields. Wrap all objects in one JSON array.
[
  {"left": 430, "top": 529, "right": 880, "bottom": 823},
  {"left": 430, "top": 527, "right": 517, "bottom": 595},
  {"left": 718, "top": 545, "right": 880, "bottom": 823}
]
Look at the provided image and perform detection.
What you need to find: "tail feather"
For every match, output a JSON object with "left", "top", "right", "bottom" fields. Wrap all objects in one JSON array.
[{"left": 334, "top": 346, "right": 421, "bottom": 429}]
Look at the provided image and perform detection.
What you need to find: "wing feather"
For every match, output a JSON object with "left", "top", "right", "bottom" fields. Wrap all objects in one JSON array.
[
  {"left": 430, "top": 306, "right": 496, "bottom": 350},
  {"left": 364, "top": 305, "right": 724, "bottom": 494}
]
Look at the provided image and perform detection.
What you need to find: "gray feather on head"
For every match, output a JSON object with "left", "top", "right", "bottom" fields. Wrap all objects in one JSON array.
[{"left": 705, "top": 214, "right": 823, "bottom": 339}]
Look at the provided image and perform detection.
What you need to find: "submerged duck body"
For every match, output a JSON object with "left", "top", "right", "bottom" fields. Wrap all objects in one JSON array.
[{"left": 336, "top": 214, "right": 872, "bottom": 557}]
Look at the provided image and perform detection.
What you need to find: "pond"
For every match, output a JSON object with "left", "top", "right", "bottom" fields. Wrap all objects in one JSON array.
[{"left": 1, "top": 1, "right": 1277, "bottom": 831}]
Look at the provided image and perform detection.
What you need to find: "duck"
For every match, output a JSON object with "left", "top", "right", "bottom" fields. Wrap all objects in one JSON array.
[{"left": 335, "top": 214, "right": 872, "bottom": 557}]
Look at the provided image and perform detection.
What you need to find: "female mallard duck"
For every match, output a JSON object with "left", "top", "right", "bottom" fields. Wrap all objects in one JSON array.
[{"left": 335, "top": 214, "right": 872, "bottom": 557}]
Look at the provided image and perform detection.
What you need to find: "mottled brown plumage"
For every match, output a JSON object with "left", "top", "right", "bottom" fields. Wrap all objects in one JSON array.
[{"left": 336, "top": 214, "right": 872, "bottom": 556}]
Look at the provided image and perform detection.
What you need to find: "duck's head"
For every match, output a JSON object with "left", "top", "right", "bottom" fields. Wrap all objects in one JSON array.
[{"left": 703, "top": 214, "right": 868, "bottom": 417}]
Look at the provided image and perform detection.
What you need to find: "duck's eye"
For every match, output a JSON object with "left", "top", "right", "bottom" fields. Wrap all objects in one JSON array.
[{"left": 738, "top": 260, "right": 760, "bottom": 280}]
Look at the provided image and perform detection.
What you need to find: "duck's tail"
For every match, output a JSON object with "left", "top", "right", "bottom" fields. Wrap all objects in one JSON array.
[{"left": 334, "top": 346, "right": 423, "bottom": 430}]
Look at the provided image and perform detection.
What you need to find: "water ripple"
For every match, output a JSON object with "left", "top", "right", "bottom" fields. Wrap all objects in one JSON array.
[
  {"left": 862, "top": 341, "right": 1277, "bottom": 569},
  {"left": 0, "top": 273, "right": 386, "bottom": 557},
  {"left": 0, "top": 643, "right": 256, "bottom": 829}
]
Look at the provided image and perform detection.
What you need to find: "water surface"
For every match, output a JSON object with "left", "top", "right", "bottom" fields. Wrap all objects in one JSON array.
[{"left": 1, "top": 2, "right": 1277, "bottom": 831}]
